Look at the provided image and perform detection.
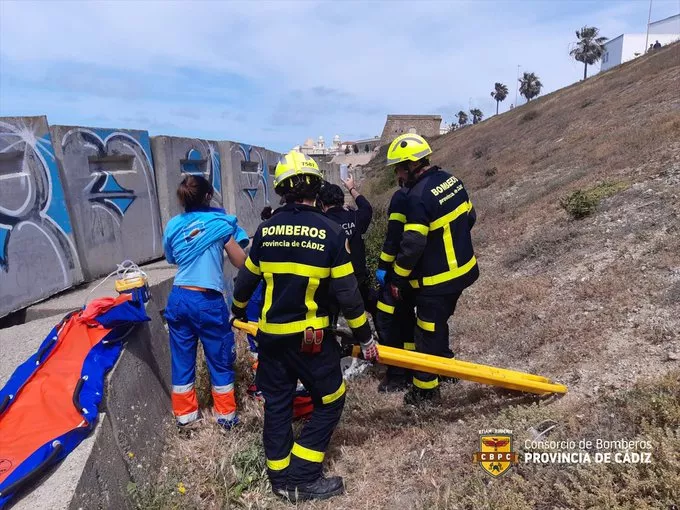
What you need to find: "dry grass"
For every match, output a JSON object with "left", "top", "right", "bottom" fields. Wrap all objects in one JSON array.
[{"left": 147, "top": 43, "right": 680, "bottom": 508}]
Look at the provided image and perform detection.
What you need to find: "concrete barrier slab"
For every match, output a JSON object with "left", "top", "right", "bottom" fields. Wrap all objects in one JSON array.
[
  {"left": 0, "top": 116, "right": 83, "bottom": 319},
  {"left": 150, "top": 136, "right": 224, "bottom": 229},
  {"left": 219, "top": 141, "right": 276, "bottom": 235},
  {"left": 50, "top": 125, "right": 163, "bottom": 281}
]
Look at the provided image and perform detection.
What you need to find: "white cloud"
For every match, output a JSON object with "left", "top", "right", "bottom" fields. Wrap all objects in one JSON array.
[{"left": 1, "top": 0, "right": 678, "bottom": 150}]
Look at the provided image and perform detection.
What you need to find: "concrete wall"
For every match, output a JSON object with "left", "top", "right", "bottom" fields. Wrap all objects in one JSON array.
[
  {"left": 150, "top": 136, "right": 223, "bottom": 228},
  {"left": 51, "top": 125, "right": 163, "bottom": 281},
  {"left": 650, "top": 14, "right": 680, "bottom": 35},
  {"left": 0, "top": 116, "right": 83, "bottom": 318},
  {"left": 380, "top": 115, "right": 442, "bottom": 145},
  {"left": 220, "top": 141, "right": 277, "bottom": 236},
  {"left": 0, "top": 115, "right": 294, "bottom": 319},
  {"left": 601, "top": 36, "right": 624, "bottom": 72}
]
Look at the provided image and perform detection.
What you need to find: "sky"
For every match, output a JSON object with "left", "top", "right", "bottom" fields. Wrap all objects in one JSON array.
[{"left": 0, "top": 0, "right": 678, "bottom": 153}]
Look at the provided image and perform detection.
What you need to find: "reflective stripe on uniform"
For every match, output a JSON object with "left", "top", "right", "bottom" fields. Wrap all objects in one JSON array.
[
  {"left": 346, "top": 313, "right": 367, "bottom": 329},
  {"left": 376, "top": 300, "right": 395, "bottom": 314},
  {"left": 379, "top": 251, "right": 396, "bottom": 263},
  {"left": 245, "top": 257, "right": 260, "bottom": 275},
  {"left": 404, "top": 223, "right": 429, "bottom": 236},
  {"left": 305, "top": 277, "right": 320, "bottom": 320},
  {"left": 176, "top": 410, "right": 199, "bottom": 425},
  {"left": 404, "top": 342, "right": 416, "bottom": 351},
  {"left": 330, "top": 262, "right": 353, "bottom": 278},
  {"left": 389, "top": 212, "right": 406, "bottom": 223},
  {"left": 267, "top": 454, "right": 291, "bottom": 471},
  {"left": 259, "top": 316, "right": 330, "bottom": 335},
  {"left": 172, "top": 383, "right": 198, "bottom": 419},
  {"left": 413, "top": 377, "right": 439, "bottom": 390},
  {"left": 412, "top": 256, "right": 477, "bottom": 287},
  {"left": 429, "top": 201, "right": 471, "bottom": 230},
  {"left": 416, "top": 318, "right": 435, "bottom": 332},
  {"left": 393, "top": 262, "right": 412, "bottom": 277},
  {"left": 260, "top": 261, "right": 330, "bottom": 279},
  {"left": 212, "top": 383, "right": 234, "bottom": 393},
  {"left": 172, "top": 383, "right": 194, "bottom": 394},
  {"left": 321, "top": 381, "right": 346, "bottom": 405},
  {"left": 232, "top": 298, "right": 248, "bottom": 309},
  {"left": 291, "top": 442, "right": 325, "bottom": 463},
  {"left": 212, "top": 384, "right": 236, "bottom": 417}
]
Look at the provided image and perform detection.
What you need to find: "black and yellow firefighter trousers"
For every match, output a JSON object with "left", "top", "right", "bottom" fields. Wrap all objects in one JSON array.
[
  {"left": 411, "top": 292, "right": 461, "bottom": 392},
  {"left": 374, "top": 284, "right": 416, "bottom": 378},
  {"left": 255, "top": 331, "right": 346, "bottom": 487}
]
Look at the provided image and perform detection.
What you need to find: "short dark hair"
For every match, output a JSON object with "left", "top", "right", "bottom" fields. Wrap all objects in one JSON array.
[
  {"left": 318, "top": 182, "right": 344, "bottom": 208},
  {"left": 275, "top": 174, "right": 322, "bottom": 204},
  {"left": 260, "top": 206, "right": 273, "bottom": 221},
  {"left": 177, "top": 174, "right": 213, "bottom": 211}
]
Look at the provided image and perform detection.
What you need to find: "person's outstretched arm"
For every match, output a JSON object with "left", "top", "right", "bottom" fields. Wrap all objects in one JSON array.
[{"left": 224, "top": 237, "right": 246, "bottom": 269}]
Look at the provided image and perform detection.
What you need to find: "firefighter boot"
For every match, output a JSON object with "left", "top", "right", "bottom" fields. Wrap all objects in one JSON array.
[
  {"left": 285, "top": 475, "right": 345, "bottom": 502},
  {"left": 404, "top": 386, "right": 442, "bottom": 408},
  {"left": 377, "top": 373, "right": 409, "bottom": 393}
]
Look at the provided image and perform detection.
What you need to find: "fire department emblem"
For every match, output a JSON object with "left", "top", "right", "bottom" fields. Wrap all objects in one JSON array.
[{"left": 472, "top": 429, "right": 518, "bottom": 477}]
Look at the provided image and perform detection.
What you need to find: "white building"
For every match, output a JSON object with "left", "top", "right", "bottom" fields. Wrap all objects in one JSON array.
[{"left": 600, "top": 13, "right": 679, "bottom": 73}]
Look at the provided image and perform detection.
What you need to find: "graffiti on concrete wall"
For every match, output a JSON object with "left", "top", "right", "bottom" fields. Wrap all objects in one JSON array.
[
  {"left": 181, "top": 143, "right": 222, "bottom": 205},
  {"left": 0, "top": 117, "right": 82, "bottom": 316},
  {"left": 233, "top": 144, "right": 270, "bottom": 208},
  {"left": 55, "top": 126, "right": 162, "bottom": 280}
]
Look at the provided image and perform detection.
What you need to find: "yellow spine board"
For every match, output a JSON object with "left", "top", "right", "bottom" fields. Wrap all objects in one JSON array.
[{"left": 232, "top": 320, "right": 566, "bottom": 395}]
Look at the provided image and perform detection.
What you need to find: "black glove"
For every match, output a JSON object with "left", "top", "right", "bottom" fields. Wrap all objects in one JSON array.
[
  {"left": 389, "top": 276, "right": 408, "bottom": 301},
  {"left": 230, "top": 305, "right": 247, "bottom": 325}
]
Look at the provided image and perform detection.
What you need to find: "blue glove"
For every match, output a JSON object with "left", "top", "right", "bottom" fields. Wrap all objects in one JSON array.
[{"left": 375, "top": 269, "right": 387, "bottom": 287}]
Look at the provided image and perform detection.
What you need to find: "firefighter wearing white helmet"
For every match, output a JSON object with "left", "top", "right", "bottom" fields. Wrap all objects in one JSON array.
[
  {"left": 384, "top": 134, "right": 479, "bottom": 407},
  {"left": 232, "top": 149, "right": 378, "bottom": 501}
]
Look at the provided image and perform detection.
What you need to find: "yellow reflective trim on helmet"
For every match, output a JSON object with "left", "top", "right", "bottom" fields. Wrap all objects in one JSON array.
[
  {"left": 413, "top": 377, "right": 439, "bottom": 389},
  {"left": 291, "top": 443, "right": 325, "bottom": 463},
  {"left": 404, "top": 223, "right": 429, "bottom": 236},
  {"left": 267, "top": 454, "right": 291, "bottom": 471},
  {"left": 389, "top": 212, "right": 406, "bottom": 223},
  {"left": 346, "top": 313, "right": 367, "bottom": 329},
  {"left": 393, "top": 263, "right": 412, "bottom": 277},
  {"left": 322, "top": 381, "right": 346, "bottom": 405},
  {"left": 416, "top": 318, "right": 435, "bottom": 332},
  {"left": 232, "top": 298, "right": 248, "bottom": 309},
  {"left": 274, "top": 150, "right": 323, "bottom": 188},
  {"left": 260, "top": 261, "right": 330, "bottom": 279},
  {"left": 330, "top": 262, "right": 353, "bottom": 278},
  {"left": 379, "top": 251, "right": 396, "bottom": 263},
  {"left": 245, "top": 257, "right": 260, "bottom": 275},
  {"left": 376, "top": 300, "right": 395, "bottom": 314}
]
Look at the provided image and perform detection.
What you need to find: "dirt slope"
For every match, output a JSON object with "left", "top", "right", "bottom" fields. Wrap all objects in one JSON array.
[{"left": 144, "top": 43, "right": 680, "bottom": 509}]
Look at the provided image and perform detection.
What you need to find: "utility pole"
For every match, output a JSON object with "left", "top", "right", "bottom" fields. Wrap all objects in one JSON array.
[
  {"left": 644, "top": 0, "right": 653, "bottom": 53},
  {"left": 514, "top": 64, "right": 521, "bottom": 105}
]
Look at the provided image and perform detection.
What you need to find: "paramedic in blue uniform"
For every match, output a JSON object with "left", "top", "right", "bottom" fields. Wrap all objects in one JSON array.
[
  {"left": 163, "top": 175, "right": 246, "bottom": 429},
  {"left": 231, "top": 150, "right": 379, "bottom": 502}
]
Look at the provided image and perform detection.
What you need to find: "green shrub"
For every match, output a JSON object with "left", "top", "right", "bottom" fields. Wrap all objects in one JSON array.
[{"left": 560, "top": 180, "right": 628, "bottom": 220}]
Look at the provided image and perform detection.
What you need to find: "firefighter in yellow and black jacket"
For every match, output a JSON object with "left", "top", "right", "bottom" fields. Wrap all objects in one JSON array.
[
  {"left": 231, "top": 150, "right": 379, "bottom": 502},
  {"left": 385, "top": 134, "right": 478, "bottom": 407}
]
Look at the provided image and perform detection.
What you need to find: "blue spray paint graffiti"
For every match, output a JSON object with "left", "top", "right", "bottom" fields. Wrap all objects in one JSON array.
[
  {"left": 237, "top": 143, "right": 269, "bottom": 207},
  {"left": 0, "top": 119, "right": 78, "bottom": 281},
  {"left": 180, "top": 143, "right": 222, "bottom": 201},
  {"left": 61, "top": 128, "right": 160, "bottom": 251}
]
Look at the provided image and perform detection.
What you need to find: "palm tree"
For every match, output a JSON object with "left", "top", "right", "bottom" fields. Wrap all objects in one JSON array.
[
  {"left": 519, "top": 72, "right": 543, "bottom": 102},
  {"left": 457, "top": 110, "right": 468, "bottom": 126},
  {"left": 470, "top": 108, "right": 484, "bottom": 124},
  {"left": 570, "top": 26, "right": 608, "bottom": 80},
  {"left": 490, "top": 82, "right": 509, "bottom": 115}
]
